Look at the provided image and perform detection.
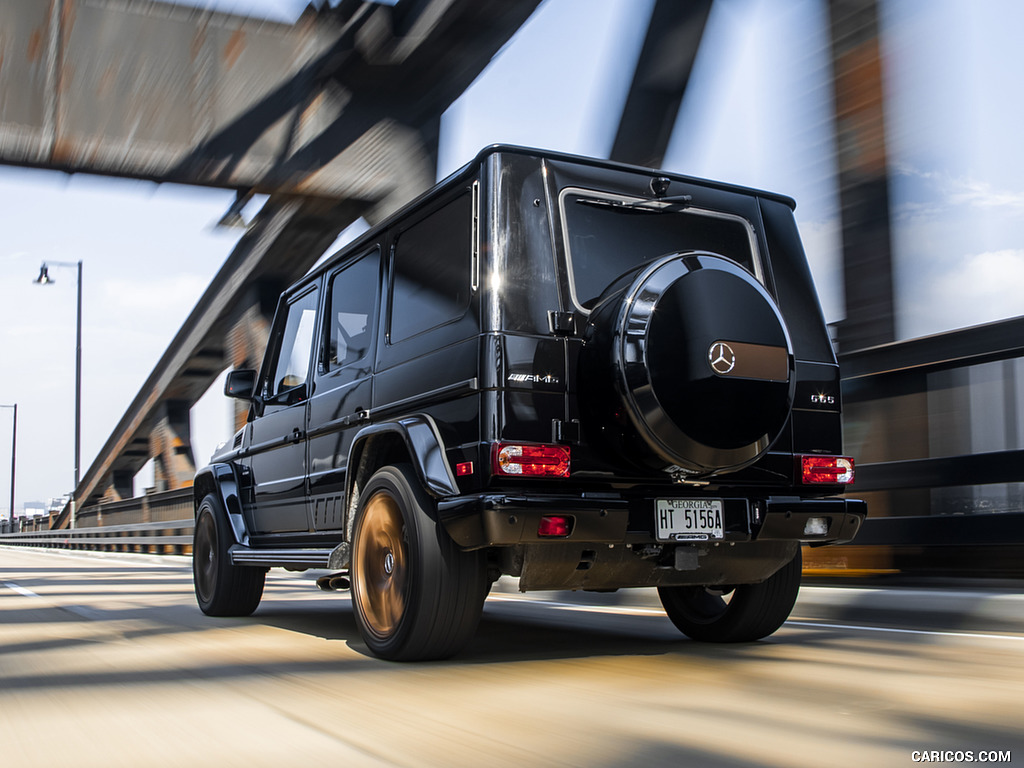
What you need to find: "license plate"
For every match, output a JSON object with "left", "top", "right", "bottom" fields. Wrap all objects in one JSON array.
[{"left": 655, "top": 499, "right": 724, "bottom": 542}]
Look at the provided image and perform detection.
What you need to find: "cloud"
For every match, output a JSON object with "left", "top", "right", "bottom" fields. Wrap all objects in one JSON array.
[
  {"left": 893, "top": 163, "right": 1024, "bottom": 217},
  {"left": 901, "top": 249, "right": 1024, "bottom": 338},
  {"left": 890, "top": 163, "right": 1024, "bottom": 337},
  {"left": 949, "top": 178, "right": 1024, "bottom": 211}
]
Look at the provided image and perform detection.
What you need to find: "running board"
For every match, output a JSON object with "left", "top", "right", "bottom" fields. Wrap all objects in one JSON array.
[{"left": 229, "top": 546, "right": 333, "bottom": 569}]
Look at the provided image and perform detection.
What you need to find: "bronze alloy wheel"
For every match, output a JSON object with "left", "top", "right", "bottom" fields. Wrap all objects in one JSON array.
[
  {"left": 352, "top": 489, "right": 409, "bottom": 640},
  {"left": 350, "top": 464, "right": 488, "bottom": 661}
]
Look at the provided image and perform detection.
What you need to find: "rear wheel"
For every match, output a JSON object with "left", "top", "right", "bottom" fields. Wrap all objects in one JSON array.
[
  {"left": 193, "top": 493, "right": 265, "bottom": 616},
  {"left": 658, "top": 548, "right": 801, "bottom": 642},
  {"left": 350, "top": 464, "right": 488, "bottom": 661}
]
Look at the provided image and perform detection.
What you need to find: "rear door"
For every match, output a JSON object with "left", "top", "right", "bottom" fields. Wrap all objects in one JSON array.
[{"left": 307, "top": 249, "right": 380, "bottom": 531}]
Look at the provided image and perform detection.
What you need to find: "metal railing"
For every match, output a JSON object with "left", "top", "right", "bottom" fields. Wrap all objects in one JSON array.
[
  {"left": 0, "top": 487, "right": 194, "bottom": 555},
  {"left": 0, "top": 518, "right": 194, "bottom": 554},
  {"left": 839, "top": 315, "right": 1024, "bottom": 541}
]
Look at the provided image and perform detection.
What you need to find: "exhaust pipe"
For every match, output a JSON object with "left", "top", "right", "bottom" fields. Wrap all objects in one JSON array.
[{"left": 316, "top": 573, "right": 351, "bottom": 591}]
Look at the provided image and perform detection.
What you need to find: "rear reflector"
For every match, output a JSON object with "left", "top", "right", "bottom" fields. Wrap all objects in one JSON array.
[
  {"left": 538, "top": 515, "right": 573, "bottom": 537},
  {"left": 494, "top": 443, "right": 570, "bottom": 477},
  {"left": 800, "top": 455, "right": 855, "bottom": 485}
]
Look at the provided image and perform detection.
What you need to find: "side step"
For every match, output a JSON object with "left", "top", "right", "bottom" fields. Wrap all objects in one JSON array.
[{"left": 229, "top": 546, "right": 333, "bottom": 570}]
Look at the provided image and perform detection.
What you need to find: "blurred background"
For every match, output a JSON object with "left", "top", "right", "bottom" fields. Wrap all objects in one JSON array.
[{"left": 1, "top": 0, "right": 1023, "bottom": 577}]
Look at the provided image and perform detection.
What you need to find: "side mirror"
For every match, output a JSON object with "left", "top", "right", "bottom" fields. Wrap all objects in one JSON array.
[{"left": 224, "top": 369, "right": 258, "bottom": 401}]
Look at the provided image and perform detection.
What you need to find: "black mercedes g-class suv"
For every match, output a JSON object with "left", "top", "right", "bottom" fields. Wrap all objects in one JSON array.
[{"left": 192, "top": 146, "right": 865, "bottom": 661}]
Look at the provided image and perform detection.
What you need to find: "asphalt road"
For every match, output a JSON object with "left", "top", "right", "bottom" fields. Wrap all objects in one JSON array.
[{"left": 1, "top": 546, "right": 1021, "bottom": 768}]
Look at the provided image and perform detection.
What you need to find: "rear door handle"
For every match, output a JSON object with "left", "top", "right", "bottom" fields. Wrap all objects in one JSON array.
[{"left": 341, "top": 409, "right": 370, "bottom": 427}]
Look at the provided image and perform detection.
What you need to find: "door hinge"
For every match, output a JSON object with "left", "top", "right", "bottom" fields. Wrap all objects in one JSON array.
[
  {"left": 548, "top": 311, "right": 577, "bottom": 336},
  {"left": 552, "top": 419, "right": 581, "bottom": 444}
]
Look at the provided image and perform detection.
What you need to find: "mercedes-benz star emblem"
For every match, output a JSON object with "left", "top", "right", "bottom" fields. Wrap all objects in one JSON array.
[{"left": 708, "top": 342, "right": 736, "bottom": 375}]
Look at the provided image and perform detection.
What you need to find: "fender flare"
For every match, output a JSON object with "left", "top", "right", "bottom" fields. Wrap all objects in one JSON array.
[
  {"left": 347, "top": 415, "right": 460, "bottom": 508},
  {"left": 193, "top": 462, "right": 250, "bottom": 546}
]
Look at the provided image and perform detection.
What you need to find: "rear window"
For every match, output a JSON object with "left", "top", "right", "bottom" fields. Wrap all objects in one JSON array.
[
  {"left": 560, "top": 188, "right": 761, "bottom": 311},
  {"left": 389, "top": 192, "right": 472, "bottom": 343}
]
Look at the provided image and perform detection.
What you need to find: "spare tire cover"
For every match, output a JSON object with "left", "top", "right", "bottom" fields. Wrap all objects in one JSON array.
[{"left": 586, "top": 252, "right": 793, "bottom": 474}]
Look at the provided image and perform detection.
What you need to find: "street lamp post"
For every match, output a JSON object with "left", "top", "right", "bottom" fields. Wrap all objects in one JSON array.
[
  {"left": 0, "top": 404, "right": 15, "bottom": 529},
  {"left": 33, "top": 260, "right": 83, "bottom": 528}
]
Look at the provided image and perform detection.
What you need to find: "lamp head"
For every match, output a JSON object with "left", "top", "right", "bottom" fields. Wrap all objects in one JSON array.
[{"left": 33, "top": 264, "right": 54, "bottom": 285}]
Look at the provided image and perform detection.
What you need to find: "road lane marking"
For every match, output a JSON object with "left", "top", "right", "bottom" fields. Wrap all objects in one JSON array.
[
  {"left": 487, "top": 594, "right": 1024, "bottom": 642},
  {"left": 801, "top": 584, "right": 1024, "bottom": 602},
  {"left": 2, "top": 581, "right": 108, "bottom": 621},
  {"left": 781, "top": 620, "right": 1023, "bottom": 642},
  {"left": 486, "top": 594, "right": 666, "bottom": 616},
  {"left": 2, "top": 582, "right": 41, "bottom": 599}
]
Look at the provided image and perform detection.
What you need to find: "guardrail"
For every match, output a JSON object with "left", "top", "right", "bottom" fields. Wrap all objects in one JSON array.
[
  {"left": 0, "top": 518, "right": 194, "bottom": 554},
  {"left": 838, "top": 315, "right": 1024, "bottom": 537},
  {"left": 0, "top": 487, "right": 195, "bottom": 555}
]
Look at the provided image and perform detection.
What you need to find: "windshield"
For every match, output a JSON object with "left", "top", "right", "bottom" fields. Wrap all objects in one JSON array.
[{"left": 560, "top": 188, "right": 762, "bottom": 311}]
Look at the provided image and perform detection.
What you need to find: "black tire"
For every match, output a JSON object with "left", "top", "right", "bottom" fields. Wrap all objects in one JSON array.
[
  {"left": 193, "top": 493, "right": 265, "bottom": 617},
  {"left": 350, "top": 464, "right": 488, "bottom": 661},
  {"left": 658, "top": 548, "right": 801, "bottom": 642}
]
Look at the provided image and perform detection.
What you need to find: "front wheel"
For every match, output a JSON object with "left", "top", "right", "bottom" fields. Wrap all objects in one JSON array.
[
  {"left": 193, "top": 493, "right": 265, "bottom": 616},
  {"left": 350, "top": 464, "right": 488, "bottom": 661},
  {"left": 658, "top": 548, "right": 801, "bottom": 642}
]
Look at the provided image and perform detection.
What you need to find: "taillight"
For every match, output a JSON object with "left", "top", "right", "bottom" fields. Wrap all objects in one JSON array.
[
  {"left": 493, "top": 442, "right": 570, "bottom": 477},
  {"left": 800, "top": 455, "right": 855, "bottom": 485}
]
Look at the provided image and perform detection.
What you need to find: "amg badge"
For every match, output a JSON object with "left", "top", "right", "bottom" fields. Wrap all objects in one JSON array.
[{"left": 507, "top": 373, "right": 561, "bottom": 384}]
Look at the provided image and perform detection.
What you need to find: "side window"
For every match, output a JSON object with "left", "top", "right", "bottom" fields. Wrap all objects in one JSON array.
[
  {"left": 267, "top": 287, "right": 319, "bottom": 399},
  {"left": 327, "top": 252, "right": 378, "bottom": 370},
  {"left": 389, "top": 191, "right": 472, "bottom": 343}
]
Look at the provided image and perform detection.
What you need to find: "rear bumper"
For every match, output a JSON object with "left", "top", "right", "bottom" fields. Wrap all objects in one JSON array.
[
  {"left": 438, "top": 493, "right": 866, "bottom": 549},
  {"left": 756, "top": 497, "right": 866, "bottom": 544}
]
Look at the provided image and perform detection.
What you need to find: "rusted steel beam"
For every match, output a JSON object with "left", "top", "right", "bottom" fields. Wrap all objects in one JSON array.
[
  {"left": 0, "top": 0, "right": 541, "bottom": 201},
  {"left": 827, "top": 0, "right": 897, "bottom": 352},
  {"left": 2, "top": 0, "right": 337, "bottom": 189},
  {"left": 149, "top": 400, "right": 196, "bottom": 492}
]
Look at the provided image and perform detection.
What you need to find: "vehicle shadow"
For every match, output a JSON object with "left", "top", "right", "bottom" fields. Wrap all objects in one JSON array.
[{"left": 250, "top": 591, "right": 715, "bottom": 665}]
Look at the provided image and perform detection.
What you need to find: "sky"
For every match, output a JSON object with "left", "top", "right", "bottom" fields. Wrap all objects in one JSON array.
[
  {"left": 882, "top": 1, "right": 1024, "bottom": 339},
  {"left": 3, "top": 0, "right": 1024, "bottom": 517}
]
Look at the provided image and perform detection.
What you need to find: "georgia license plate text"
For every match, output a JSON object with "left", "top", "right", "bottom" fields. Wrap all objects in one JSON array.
[{"left": 655, "top": 499, "right": 724, "bottom": 541}]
